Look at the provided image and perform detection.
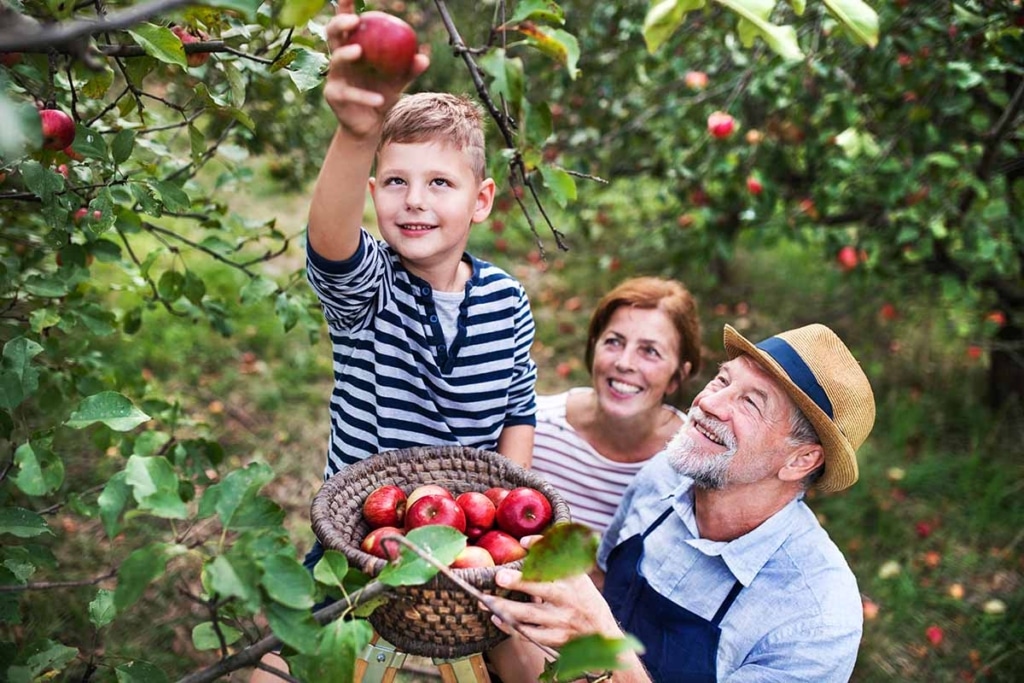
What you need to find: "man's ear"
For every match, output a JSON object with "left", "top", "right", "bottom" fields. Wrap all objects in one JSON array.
[{"left": 779, "top": 445, "right": 825, "bottom": 483}]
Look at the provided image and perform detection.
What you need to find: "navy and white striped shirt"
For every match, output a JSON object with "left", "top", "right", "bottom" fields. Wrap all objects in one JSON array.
[{"left": 307, "top": 229, "right": 538, "bottom": 479}]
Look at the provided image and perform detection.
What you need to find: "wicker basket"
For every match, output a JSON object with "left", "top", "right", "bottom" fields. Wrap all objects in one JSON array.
[{"left": 310, "top": 446, "right": 572, "bottom": 659}]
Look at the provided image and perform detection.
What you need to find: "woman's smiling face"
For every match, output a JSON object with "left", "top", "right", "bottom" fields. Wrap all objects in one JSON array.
[{"left": 590, "top": 305, "right": 683, "bottom": 418}]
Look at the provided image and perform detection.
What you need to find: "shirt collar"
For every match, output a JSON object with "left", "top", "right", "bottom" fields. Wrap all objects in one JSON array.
[{"left": 668, "top": 479, "right": 802, "bottom": 586}]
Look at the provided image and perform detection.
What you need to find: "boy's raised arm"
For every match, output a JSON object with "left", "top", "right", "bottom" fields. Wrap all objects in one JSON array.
[{"left": 307, "top": 0, "right": 429, "bottom": 261}]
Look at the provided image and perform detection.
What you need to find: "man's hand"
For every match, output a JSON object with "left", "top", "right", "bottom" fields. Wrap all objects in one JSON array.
[
  {"left": 487, "top": 568, "right": 624, "bottom": 647},
  {"left": 323, "top": 0, "right": 429, "bottom": 139}
]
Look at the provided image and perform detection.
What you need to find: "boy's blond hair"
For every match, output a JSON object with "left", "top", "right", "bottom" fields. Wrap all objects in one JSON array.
[{"left": 378, "top": 92, "right": 488, "bottom": 181}]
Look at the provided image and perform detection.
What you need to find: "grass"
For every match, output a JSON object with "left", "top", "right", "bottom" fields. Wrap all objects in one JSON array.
[{"left": 19, "top": 157, "right": 1024, "bottom": 682}]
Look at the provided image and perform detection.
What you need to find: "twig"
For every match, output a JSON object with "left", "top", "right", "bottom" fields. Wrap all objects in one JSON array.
[{"left": 0, "top": 568, "right": 118, "bottom": 591}]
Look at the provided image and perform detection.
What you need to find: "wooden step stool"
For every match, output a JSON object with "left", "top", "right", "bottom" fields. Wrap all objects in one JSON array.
[{"left": 354, "top": 635, "right": 492, "bottom": 683}]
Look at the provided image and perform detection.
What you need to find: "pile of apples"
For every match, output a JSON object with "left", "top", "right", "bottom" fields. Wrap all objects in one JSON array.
[{"left": 360, "top": 483, "right": 553, "bottom": 568}]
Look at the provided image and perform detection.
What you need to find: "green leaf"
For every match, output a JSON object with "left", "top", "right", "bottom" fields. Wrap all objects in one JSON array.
[
  {"left": 538, "top": 166, "right": 577, "bottom": 208},
  {"left": 508, "top": 0, "right": 564, "bottom": 25},
  {"left": 202, "top": 0, "right": 262, "bottom": 20},
  {"left": 125, "top": 455, "right": 188, "bottom": 519},
  {"left": 149, "top": 180, "right": 191, "bottom": 212},
  {"left": 514, "top": 25, "right": 581, "bottom": 78},
  {"left": 89, "top": 589, "right": 117, "bottom": 628},
  {"left": 0, "top": 507, "right": 51, "bottom": 538},
  {"left": 287, "top": 47, "right": 329, "bottom": 93},
  {"left": 114, "top": 543, "right": 170, "bottom": 611},
  {"left": 29, "top": 308, "right": 61, "bottom": 335},
  {"left": 114, "top": 660, "right": 170, "bottom": 683},
  {"left": 717, "top": 0, "right": 804, "bottom": 60},
  {"left": 925, "top": 152, "right": 959, "bottom": 169},
  {"left": 98, "top": 471, "right": 130, "bottom": 539},
  {"left": 0, "top": 94, "right": 40, "bottom": 158},
  {"left": 199, "top": 462, "right": 274, "bottom": 527},
  {"left": 0, "top": 337, "right": 43, "bottom": 410},
  {"left": 128, "top": 23, "right": 188, "bottom": 68},
  {"left": 204, "top": 555, "right": 260, "bottom": 608},
  {"left": 191, "top": 621, "right": 243, "bottom": 650},
  {"left": 265, "top": 601, "right": 322, "bottom": 654},
  {"left": 66, "top": 392, "right": 150, "bottom": 432},
  {"left": 643, "top": 0, "right": 705, "bottom": 53},
  {"left": 7, "top": 640, "right": 79, "bottom": 682},
  {"left": 521, "top": 523, "right": 599, "bottom": 582},
  {"left": 278, "top": 0, "right": 323, "bottom": 27},
  {"left": 478, "top": 50, "right": 525, "bottom": 121},
  {"left": 81, "top": 66, "right": 114, "bottom": 100},
  {"left": 12, "top": 439, "right": 65, "bottom": 496},
  {"left": 544, "top": 634, "right": 645, "bottom": 682},
  {"left": 241, "top": 275, "right": 279, "bottom": 304},
  {"left": 319, "top": 619, "right": 374, "bottom": 680},
  {"left": 157, "top": 270, "right": 185, "bottom": 300},
  {"left": 110, "top": 129, "right": 136, "bottom": 165},
  {"left": 261, "top": 554, "right": 315, "bottom": 609},
  {"left": 787, "top": 0, "right": 806, "bottom": 15},
  {"left": 378, "top": 526, "right": 465, "bottom": 586},
  {"left": 821, "top": 0, "right": 879, "bottom": 47},
  {"left": 73, "top": 124, "right": 109, "bottom": 161},
  {"left": 19, "top": 160, "right": 63, "bottom": 202},
  {"left": 313, "top": 550, "right": 350, "bottom": 588}
]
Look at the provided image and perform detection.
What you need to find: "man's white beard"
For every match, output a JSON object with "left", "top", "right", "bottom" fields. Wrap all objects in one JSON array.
[{"left": 666, "top": 407, "right": 738, "bottom": 490}]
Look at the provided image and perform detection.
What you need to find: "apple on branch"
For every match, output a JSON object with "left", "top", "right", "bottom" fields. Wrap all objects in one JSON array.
[
  {"left": 171, "top": 25, "right": 210, "bottom": 67},
  {"left": 39, "top": 109, "right": 75, "bottom": 151},
  {"left": 343, "top": 11, "right": 419, "bottom": 81},
  {"left": 707, "top": 111, "right": 737, "bottom": 139}
]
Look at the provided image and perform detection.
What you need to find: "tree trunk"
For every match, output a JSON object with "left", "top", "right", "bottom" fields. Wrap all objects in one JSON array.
[{"left": 988, "top": 321, "right": 1024, "bottom": 412}]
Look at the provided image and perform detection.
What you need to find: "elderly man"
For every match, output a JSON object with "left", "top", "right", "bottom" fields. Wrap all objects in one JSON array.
[{"left": 487, "top": 323, "right": 875, "bottom": 682}]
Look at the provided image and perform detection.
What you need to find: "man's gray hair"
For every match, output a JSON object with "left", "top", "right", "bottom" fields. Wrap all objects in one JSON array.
[{"left": 788, "top": 406, "right": 824, "bottom": 488}]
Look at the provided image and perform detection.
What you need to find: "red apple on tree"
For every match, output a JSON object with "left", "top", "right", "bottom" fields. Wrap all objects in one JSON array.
[
  {"left": 475, "top": 530, "right": 527, "bottom": 565},
  {"left": 451, "top": 545, "right": 495, "bottom": 569},
  {"left": 746, "top": 176, "right": 763, "bottom": 195},
  {"left": 343, "top": 11, "right": 419, "bottom": 81},
  {"left": 362, "top": 484, "right": 407, "bottom": 528},
  {"left": 405, "top": 494, "right": 467, "bottom": 533},
  {"left": 406, "top": 483, "right": 453, "bottom": 509},
  {"left": 495, "top": 487, "right": 553, "bottom": 537},
  {"left": 39, "top": 109, "right": 76, "bottom": 151},
  {"left": 684, "top": 70, "right": 708, "bottom": 90},
  {"left": 483, "top": 487, "right": 510, "bottom": 508},
  {"left": 707, "top": 111, "right": 736, "bottom": 139},
  {"left": 361, "top": 525, "right": 404, "bottom": 560},
  {"left": 836, "top": 246, "right": 859, "bottom": 272},
  {"left": 171, "top": 26, "right": 211, "bottom": 67}
]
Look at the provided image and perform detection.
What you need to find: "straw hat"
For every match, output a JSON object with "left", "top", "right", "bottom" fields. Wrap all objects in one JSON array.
[{"left": 723, "top": 323, "right": 875, "bottom": 493}]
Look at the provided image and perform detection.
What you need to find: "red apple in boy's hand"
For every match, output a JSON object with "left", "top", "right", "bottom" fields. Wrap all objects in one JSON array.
[
  {"left": 363, "top": 484, "right": 407, "bottom": 528},
  {"left": 451, "top": 545, "right": 495, "bottom": 569},
  {"left": 406, "top": 484, "right": 453, "bottom": 508},
  {"left": 456, "top": 491, "right": 496, "bottom": 531},
  {"left": 39, "top": 109, "right": 75, "bottom": 151},
  {"left": 496, "top": 487, "right": 553, "bottom": 537},
  {"left": 483, "top": 487, "right": 510, "bottom": 508},
  {"left": 475, "top": 530, "right": 527, "bottom": 565},
  {"left": 405, "top": 494, "right": 467, "bottom": 533},
  {"left": 343, "top": 11, "right": 419, "bottom": 81},
  {"left": 361, "top": 525, "right": 404, "bottom": 560}
]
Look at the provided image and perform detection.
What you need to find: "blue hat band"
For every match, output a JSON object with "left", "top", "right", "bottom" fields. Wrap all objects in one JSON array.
[{"left": 756, "top": 337, "right": 835, "bottom": 420}]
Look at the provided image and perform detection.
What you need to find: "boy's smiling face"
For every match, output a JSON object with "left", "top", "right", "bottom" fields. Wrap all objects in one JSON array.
[{"left": 370, "top": 140, "right": 495, "bottom": 282}]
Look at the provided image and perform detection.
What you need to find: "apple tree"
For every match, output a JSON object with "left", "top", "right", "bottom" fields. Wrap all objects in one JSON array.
[
  {"left": 0, "top": 0, "right": 885, "bottom": 679},
  {"left": 520, "top": 0, "right": 1022, "bottom": 405}
]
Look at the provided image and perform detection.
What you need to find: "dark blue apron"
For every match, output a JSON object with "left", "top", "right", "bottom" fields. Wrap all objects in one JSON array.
[{"left": 604, "top": 507, "right": 743, "bottom": 682}]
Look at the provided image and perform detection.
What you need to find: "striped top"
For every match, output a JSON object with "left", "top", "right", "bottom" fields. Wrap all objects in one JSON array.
[
  {"left": 307, "top": 230, "right": 538, "bottom": 479},
  {"left": 530, "top": 390, "right": 686, "bottom": 539}
]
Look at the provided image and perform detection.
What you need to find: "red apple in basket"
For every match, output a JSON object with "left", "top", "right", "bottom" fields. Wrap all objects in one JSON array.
[
  {"left": 476, "top": 530, "right": 527, "bottom": 565},
  {"left": 405, "top": 494, "right": 467, "bottom": 533},
  {"left": 456, "top": 491, "right": 496, "bottom": 536},
  {"left": 361, "top": 525, "right": 404, "bottom": 560},
  {"left": 363, "top": 484, "right": 407, "bottom": 528},
  {"left": 496, "top": 487, "right": 553, "bottom": 537},
  {"left": 451, "top": 545, "right": 495, "bottom": 569},
  {"left": 483, "top": 486, "right": 510, "bottom": 508},
  {"left": 406, "top": 483, "right": 453, "bottom": 509}
]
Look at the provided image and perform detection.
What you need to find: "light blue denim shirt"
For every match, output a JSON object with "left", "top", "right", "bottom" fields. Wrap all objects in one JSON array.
[{"left": 598, "top": 453, "right": 862, "bottom": 682}]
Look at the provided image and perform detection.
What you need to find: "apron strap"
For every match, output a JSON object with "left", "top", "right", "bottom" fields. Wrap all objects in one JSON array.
[
  {"left": 642, "top": 507, "right": 675, "bottom": 539},
  {"left": 711, "top": 579, "right": 744, "bottom": 626}
]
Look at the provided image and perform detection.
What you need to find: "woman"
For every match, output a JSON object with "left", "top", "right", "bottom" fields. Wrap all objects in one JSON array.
[{"left": 531, "top": 276, "right": 702, "bottom": 541}]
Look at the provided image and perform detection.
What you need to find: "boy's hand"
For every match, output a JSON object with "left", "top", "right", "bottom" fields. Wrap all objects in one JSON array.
[{"left": 324, "top": 0, "right": 430, "bottom": 139}]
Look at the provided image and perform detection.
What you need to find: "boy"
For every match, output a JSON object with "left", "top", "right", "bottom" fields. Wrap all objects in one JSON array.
[{"left": 306, "top": 1, "right": 537, "bottom": 478}]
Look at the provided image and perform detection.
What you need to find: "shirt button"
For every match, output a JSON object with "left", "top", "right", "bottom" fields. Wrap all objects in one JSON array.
[
  {"left": 422, "top": 287, "right": 430, "bottom": 295},
  {"left": 430, "top": 315, "right": 438, "bottom": 322}
]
